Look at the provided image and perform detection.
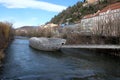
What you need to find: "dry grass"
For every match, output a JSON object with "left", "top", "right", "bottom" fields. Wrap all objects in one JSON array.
[
  {"left": 0, "top": 22, "right": 14, "bottom": 62},
  {"left": 0, "top": 50, "right": 4, "bottom": 62}
]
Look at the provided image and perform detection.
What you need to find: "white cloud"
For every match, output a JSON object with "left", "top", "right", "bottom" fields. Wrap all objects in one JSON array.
[{"left": 0, "top": 0, "right": 66, "bottom": 12}]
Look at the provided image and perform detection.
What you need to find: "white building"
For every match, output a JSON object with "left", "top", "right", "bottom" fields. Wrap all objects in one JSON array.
[
  {"left": 81, "top": 2, "right": 120, "bottom": 32},
  {"left": 43, "top": 23, "right": 58, "bottom": 28}
]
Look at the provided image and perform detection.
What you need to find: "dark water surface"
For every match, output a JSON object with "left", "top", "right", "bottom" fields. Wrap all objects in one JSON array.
[{"left": 0, "top": 38, "right": 120, "bottom": 80}]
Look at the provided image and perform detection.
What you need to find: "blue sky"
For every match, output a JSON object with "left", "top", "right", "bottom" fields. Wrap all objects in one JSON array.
[{"left": 0, "top": 0, "right": 83, "bottom": 28}]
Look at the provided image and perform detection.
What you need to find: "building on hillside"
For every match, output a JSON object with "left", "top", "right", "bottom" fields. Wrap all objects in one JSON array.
[
  {"left": 43, "top": 23, "right": 58, "bottom": 28},
  {"left": 42, "top": 23, "right": 60, "bottom": 37},
  {"left": 83, "top": 0, "right": 106, "bottom": 6},
  {"left": 43, "top": 23, "right": 59, "bottom": 32},
  {"left": 81, "top": 2, "right": 120, "bottom": 34},
  {"left": 86, "top": 0, "right": 98, "bottom": 4},
  {"left": 83, "top": 0, "right": 99, "bottom": 6}
]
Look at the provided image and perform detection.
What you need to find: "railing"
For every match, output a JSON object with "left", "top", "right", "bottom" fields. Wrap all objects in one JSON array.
[{"left": 62, "top": 45, "right": 120, "bottom": 49}]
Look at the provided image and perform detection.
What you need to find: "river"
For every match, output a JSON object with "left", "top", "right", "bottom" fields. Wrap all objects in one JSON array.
[{"left": 0, "top": 38, "right": 120, "bottom": 80}]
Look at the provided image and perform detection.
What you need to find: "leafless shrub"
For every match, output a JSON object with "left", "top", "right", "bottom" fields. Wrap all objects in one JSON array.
[
  {"left": 0, "top": 21, "right": 14, "bottom": 61},
  {"left": 93, "top": 11, "right": 120, "bottom": 44}
]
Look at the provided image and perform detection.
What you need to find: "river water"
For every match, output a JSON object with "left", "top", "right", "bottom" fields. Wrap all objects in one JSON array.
[{"left": 0, "top": 38, "right": 120, "bottom": 80}]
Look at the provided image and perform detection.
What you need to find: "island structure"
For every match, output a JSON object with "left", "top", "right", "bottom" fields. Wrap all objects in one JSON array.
[{"left": 29, "top": 37, "right": 66, "bottom": 51}]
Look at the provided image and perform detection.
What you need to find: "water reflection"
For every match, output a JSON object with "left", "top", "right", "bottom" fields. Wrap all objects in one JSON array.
[{"left": 0, "top": 38, "right": 120, "bottom": 80}]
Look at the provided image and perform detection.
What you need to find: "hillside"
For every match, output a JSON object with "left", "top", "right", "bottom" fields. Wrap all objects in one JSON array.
[
  {"left": 15, "top": 26, "right": 37, "bottom": 36},
  {"left": 50, "top": 0, "right": 120, "bottom": 24},
  {"left": 16, "top": 26, "right": 36, "bottom": 30}
]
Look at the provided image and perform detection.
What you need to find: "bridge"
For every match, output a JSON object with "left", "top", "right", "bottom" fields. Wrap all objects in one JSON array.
[
  {"left": 62, "top": 45, "right": 120, "bottom": 56},
  {"left": 62, "top": 45, "right": 120, "bottom": 49}
]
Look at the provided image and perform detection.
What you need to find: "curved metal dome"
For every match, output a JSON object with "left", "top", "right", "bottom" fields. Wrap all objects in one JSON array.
[{"left": 29, "top": 37, "right": 66, "bottom": 51}]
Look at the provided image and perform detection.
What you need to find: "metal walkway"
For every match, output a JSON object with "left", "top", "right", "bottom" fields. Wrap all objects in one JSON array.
[{"left": 61, "top": 45, "right": 120, "bottom": 49}]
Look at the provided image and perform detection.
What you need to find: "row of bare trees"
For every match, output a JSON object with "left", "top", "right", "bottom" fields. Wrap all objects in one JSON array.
[
  {"left": 15, "top": 26, "right": 59, "bottom": 38},
  {"left": 93, "top": 12, "right": 120, "bottom": 36},
  {"left": 92, "top": 11, "right": 120, "bottom": 44},
  {"left": 15, "top": 11, "right": 120, "bottom": 44}
]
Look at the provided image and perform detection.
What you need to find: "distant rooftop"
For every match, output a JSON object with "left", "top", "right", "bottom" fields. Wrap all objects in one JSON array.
[
  {"left": 100, "top": 2, "right": 120, "bottom": 13},
  {"left": 86, "top": 0, "right": 98, "bottom": 4}
]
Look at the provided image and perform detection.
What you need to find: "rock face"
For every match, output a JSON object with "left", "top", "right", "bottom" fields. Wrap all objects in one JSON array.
[{"left": 29, "top": 37, "right": 66, "bottom": 51}]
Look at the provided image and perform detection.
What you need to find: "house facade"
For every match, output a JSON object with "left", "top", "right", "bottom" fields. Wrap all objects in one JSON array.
[
  {"left": 81, "top": 2, "right": 120, "bottom": 32},
  {"left": 86, "top": 0, "right": 98, "bottom": 4}
]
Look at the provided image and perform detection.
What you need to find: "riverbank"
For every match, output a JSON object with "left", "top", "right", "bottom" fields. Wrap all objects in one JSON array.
[
  {"left": 0, "top": 39, "right": 120, "bottom": 80},
  {"left": 0, "top": 50, "right": 4, "bottom": 66},
  {"left": 0, "top": 22, "right": 14, "bottom": 65},
  {"left": 0, "top": 38, "right": 120, "bottom": 80}
]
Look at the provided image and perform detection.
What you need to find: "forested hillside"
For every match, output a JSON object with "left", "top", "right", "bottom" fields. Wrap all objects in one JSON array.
[{"left": 50, "top": 0, "right": 120, "bottom": 24}]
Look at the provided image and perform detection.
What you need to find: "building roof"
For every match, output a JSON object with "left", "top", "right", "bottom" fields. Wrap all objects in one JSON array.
[
  {"left": 100, "top": 2, "right": 120, "bottom": 13},
  {"left": 43, "top": 23, "right": 58, "bottom": 28},
  {"left": 83, "top": 2, "right": 120, "bottom": 19},
  {"left": 83, "top": 14, "right": 93, "bottom": 19},
  {"left": 87, "top": 0, "right": 98, "bottom": 4}
]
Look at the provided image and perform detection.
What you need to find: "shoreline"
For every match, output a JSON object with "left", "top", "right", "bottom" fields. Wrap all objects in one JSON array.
[
  {"left": 0, "top": 22, "right": 14, "bottom": 65},
  {"left": 0, "top": 49, "right": 5, "bottom": 67}
]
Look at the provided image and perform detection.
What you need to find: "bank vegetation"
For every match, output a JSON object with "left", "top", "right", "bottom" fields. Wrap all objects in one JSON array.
[
  {"left": 15, "top": 13, "right": 120, "bottom": 45},
  {"left": 0, "top": 22, "right": 14, "bottom": 64}
]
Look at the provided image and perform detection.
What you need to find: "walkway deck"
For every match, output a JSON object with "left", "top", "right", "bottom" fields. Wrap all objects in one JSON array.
[{"left": 61, "top": 45, "right": 120, "bottom": 49}]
